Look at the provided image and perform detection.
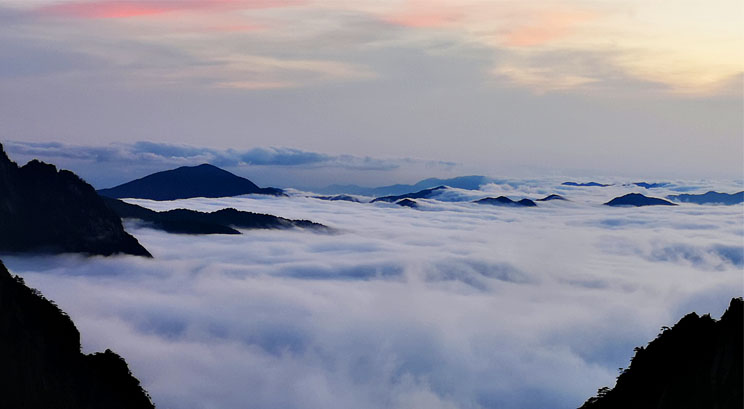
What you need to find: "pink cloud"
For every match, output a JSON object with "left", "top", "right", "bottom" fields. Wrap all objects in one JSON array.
[
  {"left": 37, "top": 0, "right": 304, "bottom": 19},
  {"left": 503, "top": 10, "right": 595, "bottom": 47},
  {"left": 39, "top": 2, "right": 171, "bottom": 19}
]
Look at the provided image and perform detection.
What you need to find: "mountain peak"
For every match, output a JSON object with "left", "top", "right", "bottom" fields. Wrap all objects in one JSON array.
[
  {"left": 98, "top": 163, "right": 283, "bottom": 201},
  {"left": 605, "top": 193, "right": 676, "bottom": 207}
]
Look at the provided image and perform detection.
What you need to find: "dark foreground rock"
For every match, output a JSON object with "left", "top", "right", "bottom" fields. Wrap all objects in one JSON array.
[
  {"left": 98, "top": 163, "right": 283, "bottom": 200},
  {"left": 667, "top": 191, "right": 744, "bottom": 205},
  {"left": 604, "top": 193, "right": 676, "bottom": 207},
  {"left": 0, "top": 143, "right": 150, "bottom": 257},
  {"left": 0, "top": 261, "right": 155, "bottom": 409},
  {"left": 579, "top": 298, "right": 743, "bottom": 409},
  {"left": 103, "top": 197, "right": 329, "bottom": 235},
  {"left": 474, "top": 196, "right": 537, "bottom": 207}
]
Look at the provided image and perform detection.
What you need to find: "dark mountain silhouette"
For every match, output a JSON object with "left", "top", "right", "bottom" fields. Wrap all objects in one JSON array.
[
  {"left": 371, "top": 186, "right": 447, "bottom": 203},
  {"left": 98, "top": 164, "right": 283, "bottom": 200},
  {"left": 633, "top": 182, "right": 670, "bottom": 189},
  {"left": 563, "top": 182, "right": 611, "bottom": 187},
  {"left": 315, "top": 175, "right": 490, "bottom": 196},
  {"left": 537, "top": 194, "right": 567, "bottom": 201},
  {"left": 667, "top": 191, "right": 744, "bottom": 205},
  {"left": 313, "top": 195, "right": 361, "bottom": 203},
  {"left": 0, "top": 143, "right": 150, "bottom": 257},
  {"left": 0, "top": 260, "right": 155, "bottom": 409},
  {"left": 474, "top": 197, "right": 537, "bottom": 207},
  {"left": 579, "top": 298, "right": 743, "bottom": 409},
  {"left": 103, "top": 197, "right": 328, "bottom": 235},
  {"left": 605, "top": 193, "right": 676, "bottom": 207},
  {"left": 396, "top": 199, "right": 418, "bottom": 208}
]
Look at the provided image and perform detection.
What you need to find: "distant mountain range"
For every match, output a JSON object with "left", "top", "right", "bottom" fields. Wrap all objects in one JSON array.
[
  {"left": 667, "top": 191, "right": 744, "bottom": 205},
  {"left": 313, "top": 176, "right": 492, "bottom": 196},
  {"left": 312, "top": 195, "right": 361, "bottom": 203},
  {"left": 0, "top": 260, "right": 155, "bottom": 409},
  {"left": 0, "top": 143, "right": 150, "bottom": 257},
  {"left": 563, "top": 182, "right": 611, "bottom": 187},
  {"left": 605, "top": 193, "right": 676, "bottom": 207},
  {"left": 99, "top": 164, "right": 283, "bottom": 200},
  {"left": 371, "top": 186, "right": 448, "bottom": 203},
  {"left": 632, "top": 182, "right": 670, "bottom": 189},
  {"left": 579, "top": 298, "right": 742, "bottom": 409},
  {"left": 366, "top": 185, "right": 560, "bottom": 207},
  {"left": 103, "top": 197, "right": 329, "bottom": 235}
]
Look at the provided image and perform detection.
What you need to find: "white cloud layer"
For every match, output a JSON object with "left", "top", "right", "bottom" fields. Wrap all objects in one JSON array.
[{"left": 3, "top": 180, "right": 742, "bottom": 409}]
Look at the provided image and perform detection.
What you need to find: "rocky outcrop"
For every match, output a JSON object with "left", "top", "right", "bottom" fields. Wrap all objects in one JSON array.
[
  {"left": 0, "top": 143, "right": 150, "bottom": 257},
  {"left": 0, "top": 260, "right": 155, "bottom": 408},
  {"left": 579, "top": 298, "right": 743, "bottom": 409}
]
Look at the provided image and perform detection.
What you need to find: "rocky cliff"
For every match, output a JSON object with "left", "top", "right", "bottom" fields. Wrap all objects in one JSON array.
[
  {"left": 0, "top": 143, "right": 150, "bottom": 257},
  {"left": 0, "top": 260, "right": 155, "bottom": 408},
  {"left": 580, "top": 298, "right": 743, "bottom": 409}
]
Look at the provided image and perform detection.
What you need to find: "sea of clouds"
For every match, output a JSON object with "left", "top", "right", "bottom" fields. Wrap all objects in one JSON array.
[{"left": 3, "top": 180, "right": 742, "bottom": 409}]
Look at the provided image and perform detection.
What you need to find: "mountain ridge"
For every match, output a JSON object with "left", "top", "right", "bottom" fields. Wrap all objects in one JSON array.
[
  {"left": 102, "top": 197, "right": 329, "bottom": 235},
  {"left": 313, "top": 175, "right": 491, "bottom": 196},
  {"left": 667, "top": 191, "right": 744, "bottom": 205}
]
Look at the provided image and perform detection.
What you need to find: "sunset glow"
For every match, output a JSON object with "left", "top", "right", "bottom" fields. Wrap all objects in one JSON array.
[{"left": 8, "top": 0, "right": 736, "bottom": 95}]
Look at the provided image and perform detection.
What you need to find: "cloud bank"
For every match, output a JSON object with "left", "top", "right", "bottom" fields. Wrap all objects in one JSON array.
[
  {"left": 3, "top": 140, "right": 458, "bottom": 188},
  {"left": 3, "top": 180, "right": 741, "bottom": 409}
]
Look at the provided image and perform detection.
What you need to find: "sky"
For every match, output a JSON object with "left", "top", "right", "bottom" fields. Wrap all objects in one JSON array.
[
  {"left": 3, "top": 181, "right": 742, "bottom": 409},
  {"left": 0, "top": 0, "right": 742, "bottom": 185}
]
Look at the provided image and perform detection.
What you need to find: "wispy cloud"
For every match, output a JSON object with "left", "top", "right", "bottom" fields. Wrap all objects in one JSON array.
[
  {"left": 501, "top": 10, "right": 595, "bottom": 47},
  {"left": 3, "top": 0, "right": 741, "bottom": 94},
  {"left": 5, "top": 140, "right": 404, "bottom": 170}
]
